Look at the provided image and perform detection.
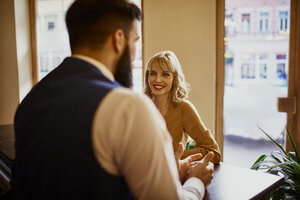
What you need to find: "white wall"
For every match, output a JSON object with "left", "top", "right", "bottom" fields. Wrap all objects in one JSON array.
[{"left": 143, "top": 0, "right": 216, "bottom": 133}]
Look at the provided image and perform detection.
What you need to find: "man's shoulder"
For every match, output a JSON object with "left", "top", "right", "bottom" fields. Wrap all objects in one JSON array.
[
  {"left": 99, "top": 88, "right": 165, "bottom": 131},
  {"left": 105, "top": 88, "right": 155, "bottom": 112},
  {"left": 109, "top": 88, "right": 149, "bottom": 102}
]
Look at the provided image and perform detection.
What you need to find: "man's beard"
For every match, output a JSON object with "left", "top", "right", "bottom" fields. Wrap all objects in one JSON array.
[{"left": 114, "top": 45, "right": 133, "bottom": 88}]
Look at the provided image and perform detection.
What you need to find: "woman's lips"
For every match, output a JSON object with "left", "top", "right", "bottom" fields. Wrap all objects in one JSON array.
[{"left": 153, "top": 84, "right": 165, "bottom": 90}]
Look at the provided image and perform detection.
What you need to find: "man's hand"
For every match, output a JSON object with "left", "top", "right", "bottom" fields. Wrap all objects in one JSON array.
[
  {"left": 189, "top": 151, "right": 214, "bottom": 186},
  {"left": 175, "top": 142, "right": 203, "bottom": 183}
]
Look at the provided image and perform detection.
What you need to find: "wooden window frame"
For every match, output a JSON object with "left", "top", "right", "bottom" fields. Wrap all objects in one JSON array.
[
  {"left": 216, "top": 0, "right": 225, "bottom": 160},
  {"left": 29, "top": 0, "right": 38, "bottom": 85},
  {"left": 286, "top": 0, "right": 300, "bottom": 152}
]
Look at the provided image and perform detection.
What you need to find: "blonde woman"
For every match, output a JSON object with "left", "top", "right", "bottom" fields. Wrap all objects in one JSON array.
[{"left": 145, "top": 50, "right": 221, "bottom": 163}]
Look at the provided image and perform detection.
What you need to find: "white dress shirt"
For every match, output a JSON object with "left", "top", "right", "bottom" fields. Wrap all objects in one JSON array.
[{"left": 72, "top": 55, "right": 206, "bottom": 200}]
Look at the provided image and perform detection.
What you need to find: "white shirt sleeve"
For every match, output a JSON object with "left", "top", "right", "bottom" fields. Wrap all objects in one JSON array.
[{"left": 92, "top": 88, "right": 205, "bottom": 200}]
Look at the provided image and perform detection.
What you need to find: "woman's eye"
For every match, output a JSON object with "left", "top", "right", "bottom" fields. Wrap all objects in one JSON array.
[
  {"left": 149, "top": 72, "right": 156, "bottom": 76},
  {"left": 162, "top": 73, "right": 170, "bottom": 77}
]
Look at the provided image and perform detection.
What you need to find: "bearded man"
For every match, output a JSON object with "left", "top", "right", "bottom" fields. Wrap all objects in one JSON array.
[{"left": 14, "top": 0, "right": 214, "bottom": 200}]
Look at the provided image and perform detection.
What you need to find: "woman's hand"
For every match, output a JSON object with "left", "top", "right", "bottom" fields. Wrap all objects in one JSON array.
[{"left": 175, "top": 142, "right": 203, "bottom": 183}]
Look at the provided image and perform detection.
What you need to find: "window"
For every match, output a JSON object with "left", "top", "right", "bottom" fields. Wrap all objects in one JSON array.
[
  {"left": 48, "top": 22, "right": 55, "bottom": 31},
  {"left": 259, "top": 12, "right": 269, "bottom": 32},
  {"left": 38, "top": 10, "right": 69, "bottom": 79},
  {"left": 219, "top": 0, "right": 300, "bottom": 169},
  {"left": 259, "top": 54, "right": 268, "bottom": 79},
  {"left": 52, "top": 51, "right": 62, "bottom": 67},
  {"left": 276, "top": 53, "right": 286, "bottom": 60},
  {"left": 277, "top": 63, "right": 287, "bottom": 79},
  {"left": 44, "top": 15, "right": 57, "bottom": 32},
  {"left": 241, "top": 13, "right": 251, "bottom": 33},
  {"left": 225, "top": 9, "right": 235, "bottom": 35},
  {"left": 35, "top": 0, "right": 143, "bottom": 92},
  {"left": 131, "top": 0, "right": 143, "bottom": 93},
  {"left": 259, "top": 64, "right": 267, "bottom": 78},
  {"left": 39, "top": 52, "right": 49, "bottom": 73},
  {"left": 241, "top": 63, "right": 255, "bottom": 79},
  {"left": 259, "top": 54, "right": 268, "bottom": 60},
  {"left": 276, "top": 54, "right": 288, "bottom": 84},
  {"left": 279, "top": 11, "right": 289, "bottom": 31}
]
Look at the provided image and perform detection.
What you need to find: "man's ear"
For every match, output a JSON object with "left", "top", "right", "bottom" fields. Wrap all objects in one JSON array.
[{"left": 112, "top": 29, "right": 126, "bottom": 55}]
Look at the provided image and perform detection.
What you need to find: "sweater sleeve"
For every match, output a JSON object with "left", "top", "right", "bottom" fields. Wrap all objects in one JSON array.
[{"left": 181, "top": 100, "right": 221, "bottom": 163}]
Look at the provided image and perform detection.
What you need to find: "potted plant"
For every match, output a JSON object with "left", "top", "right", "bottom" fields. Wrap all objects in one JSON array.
[{"left": 251, "top": 127, "right": 300, "bottom": 200}]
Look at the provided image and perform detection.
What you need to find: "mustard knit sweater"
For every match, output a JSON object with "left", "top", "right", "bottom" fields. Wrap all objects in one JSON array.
[{"left": 164, "top": 100, "right": 221, "bottom": 163}]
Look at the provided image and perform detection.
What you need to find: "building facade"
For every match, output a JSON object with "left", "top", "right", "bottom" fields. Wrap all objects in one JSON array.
[{"left": 225, "top": 0, "right": 290, "bottom": 87}]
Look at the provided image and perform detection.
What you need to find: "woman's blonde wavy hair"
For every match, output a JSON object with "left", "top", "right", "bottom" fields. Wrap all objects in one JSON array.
[{"left": 144, "top": 51, "right": 190, "bottom": 104}]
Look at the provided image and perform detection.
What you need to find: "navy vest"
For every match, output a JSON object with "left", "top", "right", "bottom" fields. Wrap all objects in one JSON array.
[{"left": 14, "top": 57, "right": 133, "bottom": 200}]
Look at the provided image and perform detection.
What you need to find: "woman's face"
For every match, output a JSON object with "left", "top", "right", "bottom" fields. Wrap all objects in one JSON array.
[{"left": 148, "top": 62, "right": 174, "bottom": 98}]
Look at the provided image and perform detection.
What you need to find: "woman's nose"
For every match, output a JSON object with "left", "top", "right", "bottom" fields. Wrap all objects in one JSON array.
[{"left": 155, "top": 75, "right": 162, "bottom": 82}]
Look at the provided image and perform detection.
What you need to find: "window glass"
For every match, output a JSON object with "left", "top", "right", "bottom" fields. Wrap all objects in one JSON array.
[
  {"left": 279, "top": 11, "right": 289, "bottom": 31},
  {"left": 259, "top": 12, "right": 269, "bottom": 32},
  {"left": 241, "top": 13, "right": 251, "bottom": 33},
  {"left": 224, "top": 0, "right": 290, "bottom": 168},
  {"left": 36, "top": 0, "right": 143, "bottom": 93}
]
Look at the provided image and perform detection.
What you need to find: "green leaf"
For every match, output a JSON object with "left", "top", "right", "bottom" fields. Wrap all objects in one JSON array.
[
  {"left": 267, "top": 162, "right": 292, "bottom": 170},
  {"left": 268, "top": 168, "right": 280, "bottom": 175},
  {"left": 271, "top": 151, "right": 284, "bottom": 163},
  {"left": 286, "top": 128, "right": 299, "bottom": 163},
  {"left": 251, "top": 161, "right": 270, "bottom": 171},
  {"left": 257, "top": 126, "right": 288, "bottom": 157},
  {"left": 288, "top": 152, "right": 298, "bottom": 162},
  {"left": 271, "top": 186, "right": 289, "bottom": 199},
  {"left": 251, "top": 127, "right": 300, "bottom": 199},
  {"left": 292, "top": 163, "right": 300, "bottom": 175},
  {"left": 251, "top": 154, "right": 267, "bottom": 170},
  {"left": 276, "top": 150, "right": 293, "bottom": 163},
  {"left": 281, "top": 165, "right": 297, "bottom": 176}
]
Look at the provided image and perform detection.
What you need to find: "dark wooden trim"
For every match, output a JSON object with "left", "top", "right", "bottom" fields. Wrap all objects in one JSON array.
[
  {"left": 286, "top": 0, "right": 300, "bottom": 152},
  {"left": 215, "top": 0, "right": 225, "bottom": 160},
  {"left": 28, "top": 0, "right": 38, "bottom": 85}
]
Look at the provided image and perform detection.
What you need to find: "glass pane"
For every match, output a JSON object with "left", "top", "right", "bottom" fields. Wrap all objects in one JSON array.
[
  {"left": 130, "top": 0, "right": 143, "bottom": 93},
  {"left": 36, "top": 0, "right": 73, "bottom": 79},
  {"left": 224, "top": 0, "right": 290, "bottom": 168},
  {"left": 36, "top": 0, "right": 143, "bottom": 92}
]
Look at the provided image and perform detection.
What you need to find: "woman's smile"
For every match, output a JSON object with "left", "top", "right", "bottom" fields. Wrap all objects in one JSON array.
[
  {"left": 153, "top": 84, "right": 165, "bottom": 90},
  {"left": 148, "top": 62, "right": 174, "bottom": 97}
]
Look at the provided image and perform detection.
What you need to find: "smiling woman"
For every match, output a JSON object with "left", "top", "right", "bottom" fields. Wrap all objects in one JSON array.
[
  {"left": 144, "top": 51, "right": 221, "bottom": 163},
  {"left": 147, "top": 63, "right": 174, "bottom": 110}
]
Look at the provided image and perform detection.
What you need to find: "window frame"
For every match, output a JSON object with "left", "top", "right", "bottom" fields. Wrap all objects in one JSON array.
[{"left": 29, "top": 0, "right": 38, "bottom": 85}]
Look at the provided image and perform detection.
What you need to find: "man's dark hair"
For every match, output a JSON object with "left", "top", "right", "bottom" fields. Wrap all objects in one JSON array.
[{"left": 66, "top": 0, "right": 142, "bottom": 52}]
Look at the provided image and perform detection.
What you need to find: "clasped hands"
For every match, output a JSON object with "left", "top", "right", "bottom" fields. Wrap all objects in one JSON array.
[{"left": 175, "top": 142, "right": 214, "bottom": 186}]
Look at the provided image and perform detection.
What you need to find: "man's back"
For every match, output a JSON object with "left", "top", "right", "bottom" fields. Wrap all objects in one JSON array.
[{"left": 14, "top": 57, "right": 132, "bottom": 200}]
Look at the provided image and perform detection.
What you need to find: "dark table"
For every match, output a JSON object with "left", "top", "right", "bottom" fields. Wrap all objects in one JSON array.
[{"left": 204, "top": 162, "right": 284, "bottom": 200}]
